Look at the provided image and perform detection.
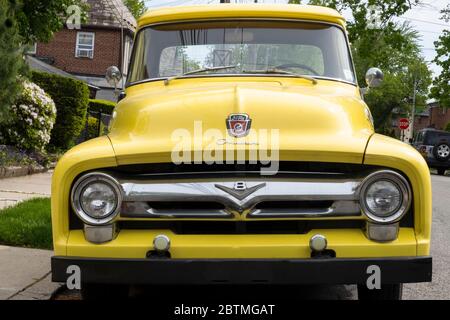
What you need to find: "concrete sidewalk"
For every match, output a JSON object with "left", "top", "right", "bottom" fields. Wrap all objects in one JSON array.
[
  {"left": 0, "top": 171, "right": 52, "bottom": 209},
  {"left": 0, "top": 172, "right": 57, "bottom": 299},
  {"left": 0, "top": 246, "right": 61, "bottom": 300}
]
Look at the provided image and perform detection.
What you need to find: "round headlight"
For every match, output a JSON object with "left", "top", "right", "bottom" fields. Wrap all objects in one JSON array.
[
  {"left": 71, "top": 173, "right": 122, "bottom": 225},
  {"left": 360, "top": 171, "right": 411, "bottom": 223}
]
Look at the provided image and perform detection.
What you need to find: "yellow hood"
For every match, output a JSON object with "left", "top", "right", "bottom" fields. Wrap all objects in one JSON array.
[{"left": 108, "top": 78, "right": 374, "bottom": 165}]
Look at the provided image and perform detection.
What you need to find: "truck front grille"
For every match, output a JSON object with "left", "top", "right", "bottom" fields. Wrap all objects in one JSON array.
[{"left": 68, "top": 162, "right": 414, "bottom": 230}]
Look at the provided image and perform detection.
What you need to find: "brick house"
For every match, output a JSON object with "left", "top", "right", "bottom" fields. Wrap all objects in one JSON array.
[
  {"left": 428, "top": 101, "right": 450, "bottom": 131},
  {"left": 31, "top": 0, "right": 137, "bottom": 101},
  {"left": 392, "top": 101, "right": 450, "bottom": 141}
]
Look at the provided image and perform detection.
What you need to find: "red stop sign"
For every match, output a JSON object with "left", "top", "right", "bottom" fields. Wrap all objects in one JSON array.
[{"left": 399, "top": 118, "right": 409, "bottom": 130}]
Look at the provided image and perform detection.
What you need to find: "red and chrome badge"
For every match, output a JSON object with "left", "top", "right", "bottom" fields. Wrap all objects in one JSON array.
[{"left": 226, "top": 113, "right": 252, "bottom": 138}]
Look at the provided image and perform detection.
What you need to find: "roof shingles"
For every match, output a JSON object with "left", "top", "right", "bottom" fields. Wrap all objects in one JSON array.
[{"left": 86, "top": 0, "right": 137, "bottom": 31}]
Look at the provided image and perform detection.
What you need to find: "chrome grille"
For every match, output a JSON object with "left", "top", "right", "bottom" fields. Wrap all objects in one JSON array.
[{"left": 118, "top": 176, "right": 363, "bottom": 219}]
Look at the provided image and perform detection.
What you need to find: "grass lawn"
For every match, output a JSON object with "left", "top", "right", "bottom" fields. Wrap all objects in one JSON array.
[{"left": 0, "top": 198, "right": 52, "bottom": 250}]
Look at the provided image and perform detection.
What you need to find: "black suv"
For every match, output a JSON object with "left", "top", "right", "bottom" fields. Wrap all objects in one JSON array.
[{"left": 413, "top": 129, "right": 450, "bottom": 175}]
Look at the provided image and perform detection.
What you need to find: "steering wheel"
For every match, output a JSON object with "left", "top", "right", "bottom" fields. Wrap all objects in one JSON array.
[{"left": 274, "top": 63, "right": 319, "bottom": 76}]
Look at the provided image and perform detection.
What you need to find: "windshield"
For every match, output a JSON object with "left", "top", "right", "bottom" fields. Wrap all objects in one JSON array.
[{"left": 127, "top": 21, "right": 356, "bottom": 85}]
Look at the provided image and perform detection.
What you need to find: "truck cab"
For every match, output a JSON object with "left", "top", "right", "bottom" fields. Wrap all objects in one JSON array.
[{"left": 51, "top": 4, "right": 432, "bottom": 300}]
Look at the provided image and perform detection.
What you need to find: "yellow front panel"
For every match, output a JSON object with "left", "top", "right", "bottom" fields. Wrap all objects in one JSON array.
[{"left": 67, "top": 228, "right": 417, "bottom": 259}]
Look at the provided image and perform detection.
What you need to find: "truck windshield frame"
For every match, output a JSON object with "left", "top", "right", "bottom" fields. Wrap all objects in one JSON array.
[{"left": 126, "top": 19, "right": 357, "bottom": 87}]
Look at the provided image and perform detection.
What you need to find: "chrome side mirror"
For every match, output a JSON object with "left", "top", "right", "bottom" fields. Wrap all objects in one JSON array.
[
  {"left": 365, "top": 67, "right": 383, "bottom": 88},
  {"left": 106, "top": 66, "right": 123, "bottom": 98},
  {"left": 106, "top": 66, "right": 122, "bottom": 87}
]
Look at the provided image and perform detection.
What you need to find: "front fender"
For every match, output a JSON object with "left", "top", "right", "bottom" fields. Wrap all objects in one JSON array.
[
  {"left": 51, "top": 136, "right": 117, "bottom": 255},
  {"left": 363, "top": 134, "right": 432, "bottom": 255}
]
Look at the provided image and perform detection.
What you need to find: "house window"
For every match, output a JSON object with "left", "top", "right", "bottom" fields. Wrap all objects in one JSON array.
[{"left": 76, "top": 32, "right": 95, "bottom": 59}]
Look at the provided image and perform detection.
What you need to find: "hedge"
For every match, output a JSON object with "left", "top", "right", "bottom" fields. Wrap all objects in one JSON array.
[
  {"left": 446, "top": 122, "right": 450, "bottom": 132},
  {"left": 31, "top": 71, "right": 89, "bottom": 150},
  {"left": 89, "top": 99, "right": 116, "bottom": 115}
]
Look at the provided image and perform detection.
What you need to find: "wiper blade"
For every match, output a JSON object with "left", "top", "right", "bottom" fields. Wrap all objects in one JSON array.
[
  {"left": 164, "top": 65, "right": 238, "bottom": 85},
  {"left": 242, "top": 68, "right": 318, "bottom": 84}
]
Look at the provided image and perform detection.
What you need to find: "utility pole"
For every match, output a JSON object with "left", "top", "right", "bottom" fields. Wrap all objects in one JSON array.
[{"left": 409, "top": 76, "right": 417, "bottom": 143}]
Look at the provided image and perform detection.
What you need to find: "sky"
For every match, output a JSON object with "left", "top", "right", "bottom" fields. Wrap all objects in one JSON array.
[{"left": 143, "top": 0, "right": 449, "bottom": 77}]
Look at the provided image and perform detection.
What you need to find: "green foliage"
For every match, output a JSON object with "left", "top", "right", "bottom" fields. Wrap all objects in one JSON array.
[
  {"left": 446, "top": 122, "right": 450, "bottom": 133},
  {"left": 15, "top": 0, "right": 88, "bottom": 43},
  {"left": 1, "top": 81, "right": 56, "bottom": 151},
  {"left": 124, "top": 0, "right": 146, "bottom": 19},
  {"left": 308, "top": 0, "right": 420, "bottom": 44},
  {"left": 87, "top": 116, "right": 99, "bottom": 140},
  {"left": 1, "top": 0, "right": 87, "bottom": 123},
  {"left": 0, "top": 148, "right": 34, "bottom": 166},
  {"left": 303, "top": 0, "right": 431, "bottom": 134},
  {"left": 88, "top": 99, "right": 116, "bottom": 115},
  {"left": 430, "top": 5, "right": 450, "bottom": 108},
  {"left": 31, "top": 71, "right": 89, "bottom": 150},
  {"left": 0, "top": 0, "right": 28, "bottom": 122},
  {"left": 0, "top": 198, "right": 52, "bottom": 250}
]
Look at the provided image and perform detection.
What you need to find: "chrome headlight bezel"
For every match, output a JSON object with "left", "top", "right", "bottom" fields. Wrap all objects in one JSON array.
[
  {"left": 71, "top": 172, "right": 123, "bottom": 225},
  {"left": 359, "top": 170, "right": 412, "bottom": 224}
]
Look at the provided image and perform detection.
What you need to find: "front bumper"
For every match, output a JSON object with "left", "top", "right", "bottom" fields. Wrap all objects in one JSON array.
[{"left": 52, "top": 256, "right": 432, "bottom": 285}]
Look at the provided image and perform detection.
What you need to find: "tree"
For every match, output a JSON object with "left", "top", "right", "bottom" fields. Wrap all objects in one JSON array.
[
  {"left": 430, "top": 5, "right": 450, "bottom": 108},
  {"left": 124, "top": 0, "right": 146, "bottom": 19},
  {"left": 0, "top": 0, "right": 27, "bottom": 123},
  {"left": 15, "top": 0, "right": 87, "bottom": 43},
  {"left": 1, "top": 0, "right": 87, "bottom": 124},
  {"left": 288, "top": 1, "right": 431, "bottom": 133}
]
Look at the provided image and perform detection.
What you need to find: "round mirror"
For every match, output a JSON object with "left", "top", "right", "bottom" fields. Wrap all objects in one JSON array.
[
  {"left": 365, "top": 67, "right": 383, "bottom": 88},
  {"left": 106, "top": 66, "right": 122, "bottom": 87}
]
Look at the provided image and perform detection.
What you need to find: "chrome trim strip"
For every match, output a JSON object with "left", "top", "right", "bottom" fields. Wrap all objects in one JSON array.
[
  {"left": 115, "top": 171, "right": 347, "bottom": 178},
  {"left": 249, "top": 200, "right": 360, "bottom": 218},
  {"left": 121, "top": 201, "right": 231, "bottom": 218},
  {"left": 127, "top": 74, "right": 357, "bottom": 89}
]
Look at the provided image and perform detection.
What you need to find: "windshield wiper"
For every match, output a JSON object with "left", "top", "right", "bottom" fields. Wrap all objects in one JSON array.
[
  {"left": 242, "top": 68, "right": 318, "bottom": 85},
  {"left": 164, "top": 65, "right": 238, "bottom": 85}
]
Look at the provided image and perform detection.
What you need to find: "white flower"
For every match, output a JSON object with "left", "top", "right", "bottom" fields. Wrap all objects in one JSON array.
[{"left": 6, "top": 80, "right": 56, "bottom": 150}]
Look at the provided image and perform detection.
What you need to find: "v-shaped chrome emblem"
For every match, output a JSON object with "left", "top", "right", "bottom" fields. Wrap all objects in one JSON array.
[{"left": 214, "top": 182, "right": 266, "bottom": 200}]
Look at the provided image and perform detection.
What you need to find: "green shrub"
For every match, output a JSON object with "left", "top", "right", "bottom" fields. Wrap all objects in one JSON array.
[
  {"left": 89, "top": 99, "right": 116, "bottom": 115},
  {"left": 87, "top": 116, "right": 99, "bottom": 140},
  {"left": 446, "top": 122, "right": 450, "bottom": 132},
  {"left": 31, "top": 71, "right": 89, "bottom": 150},
  {"left": 85, "top": 115, "right": 110, "bottom": 140},
  {"left": 1, "top": 80, "right": 56, "bottom": 151}
]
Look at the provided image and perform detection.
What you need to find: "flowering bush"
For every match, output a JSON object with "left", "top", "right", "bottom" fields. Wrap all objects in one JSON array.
[{"left": 2, "top": 81, "right": 56, "bottom": 151}]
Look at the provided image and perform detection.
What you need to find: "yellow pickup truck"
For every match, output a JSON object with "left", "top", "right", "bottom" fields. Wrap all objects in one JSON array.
[{"left": 51, "top": 4, "right": 432, "bottom": 300}]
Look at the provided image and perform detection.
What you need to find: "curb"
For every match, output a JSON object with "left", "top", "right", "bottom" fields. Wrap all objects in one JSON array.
[{"left": 0, "top": 165, "right": 49, "bottom": 180}]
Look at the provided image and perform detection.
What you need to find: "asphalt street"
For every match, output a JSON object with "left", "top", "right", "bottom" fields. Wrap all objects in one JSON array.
[{"left": 54, "top": 173, "right": 450, "bottom": 300}]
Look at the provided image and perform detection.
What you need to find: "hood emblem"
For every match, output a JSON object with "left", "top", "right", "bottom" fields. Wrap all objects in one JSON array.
[
  {"left": 215, "top": 182, "right": 266, "bottom": 200},
  {"left": 226, "top": 113, "right": 252, "bottom": 137}
]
